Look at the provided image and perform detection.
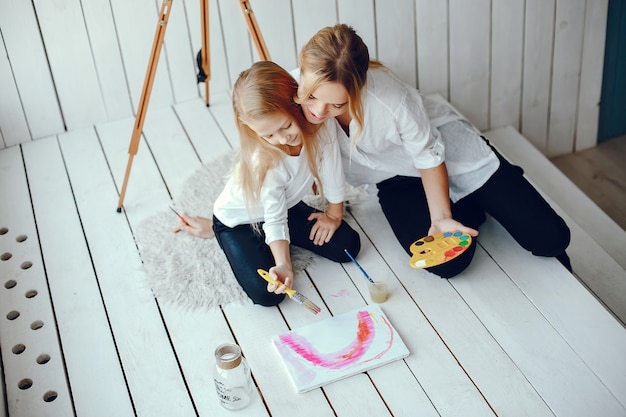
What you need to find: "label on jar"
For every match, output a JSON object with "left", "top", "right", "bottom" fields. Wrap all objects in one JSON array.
[{"left": 214, "top": 379, "right": 247, "bottom": 409}]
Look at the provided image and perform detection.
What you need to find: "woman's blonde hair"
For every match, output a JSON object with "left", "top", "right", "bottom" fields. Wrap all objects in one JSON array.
[
  {"left": 296, "top": 23, "right": 382, "bottom": 145},
  {"left": 231, "top": 61, "right": 323, "bottom": 223}
]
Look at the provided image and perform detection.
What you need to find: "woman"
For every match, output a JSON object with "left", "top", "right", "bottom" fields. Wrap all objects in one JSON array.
[
  {"left": 294, "top": 23, "right": 571, "bottom": 277},
  {"left": 175, "top": 61, "right": 361, "bottom": 306}
]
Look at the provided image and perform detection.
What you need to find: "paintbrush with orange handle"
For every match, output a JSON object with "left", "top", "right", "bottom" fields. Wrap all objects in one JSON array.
[
  {"left": 257, "top": 269, "right": 321, "bottom": 314},
  {"left": 169, "top": 206, "right": 190, "bottom": 226}
]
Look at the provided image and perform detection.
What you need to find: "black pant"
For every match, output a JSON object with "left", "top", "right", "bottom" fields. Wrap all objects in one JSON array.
[
  {"left": 213, "top": 201, "right": 361, "bottom": 306},
  {"left": 376, "top": 146, "right": 571, "bottom": 278}
]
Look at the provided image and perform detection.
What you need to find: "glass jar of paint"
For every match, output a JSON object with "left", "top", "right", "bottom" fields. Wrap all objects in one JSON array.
[{"left": 213, "top": 343, "right": 253, "bottom": 410}]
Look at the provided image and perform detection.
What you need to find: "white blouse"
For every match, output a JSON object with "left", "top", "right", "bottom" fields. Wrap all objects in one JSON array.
[
  {"left": 337, "top": 67, "right": 499, "bottom": 202},
  {"left": 213, "top": 120, "right": 345, "bottom": 245}
]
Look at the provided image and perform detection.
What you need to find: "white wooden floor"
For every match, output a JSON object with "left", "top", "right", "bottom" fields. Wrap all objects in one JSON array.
[{"left": 1, "top": 94, "right": 626, "bottom": 417}]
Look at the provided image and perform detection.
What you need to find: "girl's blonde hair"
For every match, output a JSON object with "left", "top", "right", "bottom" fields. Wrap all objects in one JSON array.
[
  {"left": 296, "top": 23, "right": 382, "bottom": 146},
  {"left": 232, "top": 61, "right": 323, "bottom": 221}
]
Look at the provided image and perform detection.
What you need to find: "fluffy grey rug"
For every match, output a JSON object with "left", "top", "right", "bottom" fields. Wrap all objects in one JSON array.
[{"left": 134, "top": 151, "right": 364, "bottom": 311}]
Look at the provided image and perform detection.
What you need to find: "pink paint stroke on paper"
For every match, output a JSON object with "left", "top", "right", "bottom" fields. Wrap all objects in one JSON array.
[{"left": 277, "top": 310, "right": 394, "bottom": 370}]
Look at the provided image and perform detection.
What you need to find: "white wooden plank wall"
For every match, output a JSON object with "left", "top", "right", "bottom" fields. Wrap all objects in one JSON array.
[
  {"left": 0, "top": 0, "right": 608, "bottom": 157},
  {"left": 548, "top": 0, "right": 587, "bottom": 157}
]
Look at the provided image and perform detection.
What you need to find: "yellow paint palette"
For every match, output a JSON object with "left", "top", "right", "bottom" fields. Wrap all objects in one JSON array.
[{"left": 409, "top": 231, "right": 472, "bottom": 268}]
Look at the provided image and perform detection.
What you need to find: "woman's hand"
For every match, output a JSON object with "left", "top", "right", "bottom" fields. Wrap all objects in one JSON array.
[
  {"left": 307, "top": 212, "right": 341, "bottom": 245},
  {"left": 420, "top": 163, "right": 478, "bottom": 238},
  {"left": 172, "top": 215, "right": 215, "bottom": 238},
  {"left": 428, "top": 218, "right": 478, "bottom": 237},
  {"left": 266, "top": 264, "right": 294, "bottom": 294}
]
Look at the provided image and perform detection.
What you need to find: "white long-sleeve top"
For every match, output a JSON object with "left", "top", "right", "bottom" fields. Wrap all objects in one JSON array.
[
  {"left": 335, "top": 67, "right": 500, "bottom": 202},
  {"left": 290, "top": 66, "right": 499, "bottom": 202},
  {"left": 213, "top": 120, "right": 345, "bottom": 245}
]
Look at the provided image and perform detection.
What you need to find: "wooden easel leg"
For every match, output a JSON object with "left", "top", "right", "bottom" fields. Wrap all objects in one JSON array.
[
  {"left": 118, "top": 0, "right": 269, "bottom": 210},
  {"left": 117, "top": 0, "right": 173, "bottom": 212},
  {"left": 198, "top": 0, "right": 266, "bottom": 108},
  {"left": 200, "top": 0, "right": 210, "bottom": 106},
  {"left": 239, "top": 0, "right": 271, "bottom": 60}
]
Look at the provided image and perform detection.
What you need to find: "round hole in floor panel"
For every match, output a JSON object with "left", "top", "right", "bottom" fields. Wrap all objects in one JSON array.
[
  {"left": 30, "top": 320, "right": 44, "bottom": 330},
  {"left": 37, "top": 354, "right": 51, "bottom": 365},
  {"left": 12, "top": 344, "right": 26, "bottom": 355},
  {"left": 0, "top": 227, "right": 8, "bottom": 235},
  {"left": 1, "top": 252, "right": 12, "bottom": 261},
  {"left": 6, "top": 310, "right": 20, "bottom": 320},
  {"left": 21, "top": 261, "right": 33, "bottom": 270},
  {"left": 16, "top": 234, "right": 28, "bottom": 242},
  {"left": 25, "top": 289, "right": 38, "bottom": 298},
  {"left": 5, "top": 279, "right": 17, "bottom": 289},
  {"left": 43, "top": 391, "right": 58, "bottom": 402},
  {"left": 18, "top": 378, "right": 33, "bottom": 390}
]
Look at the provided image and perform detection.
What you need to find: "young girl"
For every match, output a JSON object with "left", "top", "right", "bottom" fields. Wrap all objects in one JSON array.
[
  {"left": 294, "top": 23, "right": 571, "bottom": 278},
  {"left": 175, "top": 61, "right": 361, "bottom": 306}
]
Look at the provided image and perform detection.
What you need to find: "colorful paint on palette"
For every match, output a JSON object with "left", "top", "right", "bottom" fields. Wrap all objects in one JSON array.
[
  {"left": 408, "top": 230, "right": 472, "bottom": 268},
  {"left": 272, "top": 304, "right": 410, "bottom": 393}
]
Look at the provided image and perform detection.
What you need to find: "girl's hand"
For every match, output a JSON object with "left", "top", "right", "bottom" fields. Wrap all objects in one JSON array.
[
  {"left": 428, "top": 218, "right": 479, "bottom": 237},
  {"left": 266, "top": 264, "right": 294, "bottom": 294},
  {"left": 172, "top": 215, "right": 215, "bottom": 238},
  {"left": 307, "top": 212, "right": 341, "bottom": 245}
]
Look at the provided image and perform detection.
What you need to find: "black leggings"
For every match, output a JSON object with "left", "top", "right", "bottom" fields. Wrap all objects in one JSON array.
[
  {"left": 376, "top": 146, "right": 571, "bottom": 278},
  {"left": 213, "top": 201, "right": 361, "bottom": 306}
]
